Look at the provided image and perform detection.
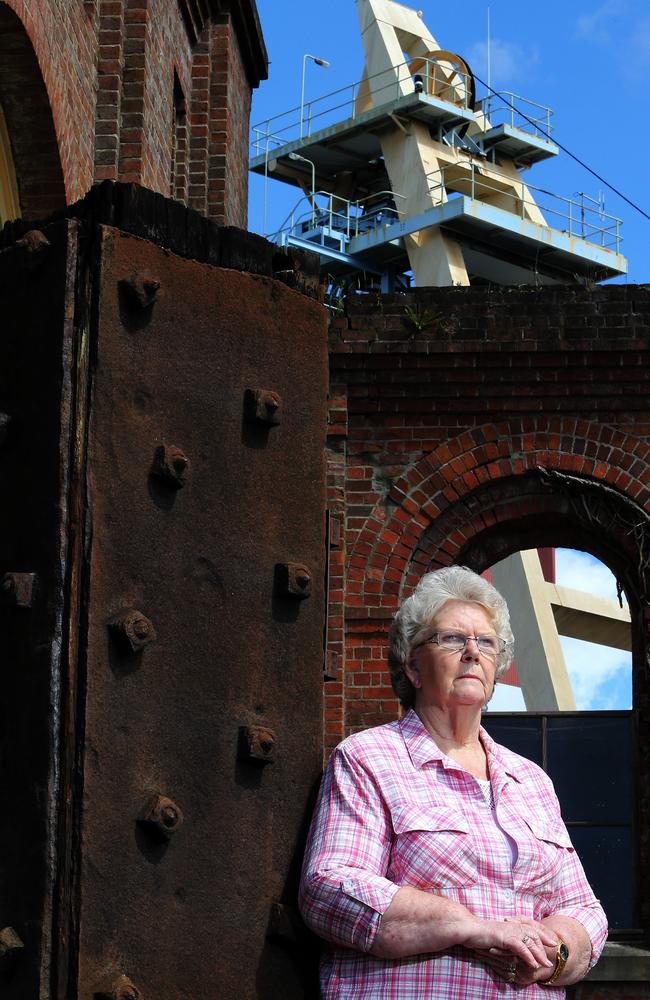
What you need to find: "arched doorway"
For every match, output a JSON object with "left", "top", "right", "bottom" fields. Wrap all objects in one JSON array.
[{"left": 0, "top": 4, "right": 66, "bottom": 224}]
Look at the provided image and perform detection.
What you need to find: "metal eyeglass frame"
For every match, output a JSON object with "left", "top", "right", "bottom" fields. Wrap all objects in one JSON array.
[{"left": 413, "top": 630, "right": 509, "bottom": 657}]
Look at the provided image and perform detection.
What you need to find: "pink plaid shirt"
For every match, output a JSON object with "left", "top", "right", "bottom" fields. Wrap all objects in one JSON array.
[{"left": 300, "top": 710, "right": 607, "bottom": 998}]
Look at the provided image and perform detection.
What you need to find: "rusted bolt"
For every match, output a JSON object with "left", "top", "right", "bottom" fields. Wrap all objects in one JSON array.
[
  {"left": 14, "top": 229, "right": 50, "bottom": 267},
  {"left": 108, "top": 610, "right": 157, "bottom": 652},
  {"left": 1, "top": 572, "right": 37, "bottom": 608},
  {"left": 238, "top": 725, "right": 276, "bottom": 765},
  {"left": 0, "top": 926, "right": 24, "bottom": 968},
  {"left": 0, "top": 413, "right": 10, "bottom": 447},
  {"left": 119, "top": 272, "right": 160, "bottom": 309},
  {"left": 94, "top": 974, "right": 142, "bottom": 1000},
  {"left": 138, "top": 793, "right": 184, "bottom": 841},
  {"left": 243, "top": 388, "right": 282, "bottom": 426},
  {"left": 275, "top": 562, "right": 312, "bottom": 599},
  {"left": 150, "top": 443, "right": 189, "bottom": 489}
]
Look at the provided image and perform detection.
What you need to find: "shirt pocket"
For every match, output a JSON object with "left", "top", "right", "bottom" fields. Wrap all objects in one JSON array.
[
  {"left": 519, "top": 814, "right": 574, "bottom": 892},
  {"left": 388, "top": 803, "right": 478, "bottom": 889}
]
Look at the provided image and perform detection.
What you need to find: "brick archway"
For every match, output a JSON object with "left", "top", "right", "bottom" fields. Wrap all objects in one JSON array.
[
  {"left": 348, "top": 418, "right": 650, "bottom": 613},
  {"left": 0, "top": 3, "right": 66, "bottom": 220}
]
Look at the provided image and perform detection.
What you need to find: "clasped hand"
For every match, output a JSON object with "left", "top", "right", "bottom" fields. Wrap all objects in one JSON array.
[{"left": 469, "top": 916, "right": 558, "bottom": 986}]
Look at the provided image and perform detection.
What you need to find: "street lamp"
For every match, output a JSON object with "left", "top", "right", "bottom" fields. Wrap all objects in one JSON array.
[
  {"left": 300, "top": 54, "right": 330, "bottom": 139},
  {"left": 288, "top": 151, "right": 317, "bottom": 225}
]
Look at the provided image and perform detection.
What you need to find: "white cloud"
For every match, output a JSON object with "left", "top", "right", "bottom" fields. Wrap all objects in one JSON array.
[
  {"left": 486, "top": 684, "right": 527, "bottom": 712},
  {"left": 466, "top": 38, "right": 539, "bottom": 88},
  {"left": 555, "top": 548, "right": 625, "bottom": 604},
  {"left": 575, "top": 0, "right": 627, "bottom": 44},
  {"left": 561, "top": 635, "right": 631, "bottom": 709}
]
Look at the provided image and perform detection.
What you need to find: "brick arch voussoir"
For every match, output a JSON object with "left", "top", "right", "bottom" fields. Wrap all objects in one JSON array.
[
  {"left": 407, "top": 473, "right": 650, "bottom": 607},
  {"left": 0, "top": 2, "right": 67, "bottom": 220},
  {"left": 350, "top": 419, "right": 650, "bottom": 608}
]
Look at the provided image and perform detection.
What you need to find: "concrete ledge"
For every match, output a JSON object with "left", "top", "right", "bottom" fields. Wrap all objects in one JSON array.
[{"left": 586, "top": 942, "right": 650, "bottom": 981}]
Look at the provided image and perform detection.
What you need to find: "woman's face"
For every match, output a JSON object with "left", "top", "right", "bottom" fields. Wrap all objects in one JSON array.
[{"left": 405, "top": 599, "right": 498, "bottom": 711}]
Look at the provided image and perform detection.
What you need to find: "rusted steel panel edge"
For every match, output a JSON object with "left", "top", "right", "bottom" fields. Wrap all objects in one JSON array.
[
  {"left": 49, "top": 218, "right": 96, "bottom": 1000},
  {"left": 0, "top": 182, "right": 322, "bottom": 302}
]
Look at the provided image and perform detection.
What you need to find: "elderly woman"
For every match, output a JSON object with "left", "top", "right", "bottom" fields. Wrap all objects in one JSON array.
[{"left": 300, "top": 565, "right": 607, "bottom": 997}]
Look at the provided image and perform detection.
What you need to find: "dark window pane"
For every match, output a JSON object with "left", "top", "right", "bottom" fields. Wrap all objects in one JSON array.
[
  {"left": 568, "top": 826, "right": 635, "bottom": 930},
  {"left": 481, "top": 715, "right": 543, "bottom": 767},
  {"left": 547, "top": 716, "right": 632, "bottom": 823}
]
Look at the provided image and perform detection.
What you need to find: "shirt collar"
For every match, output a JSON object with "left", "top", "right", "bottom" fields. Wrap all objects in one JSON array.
[
  {"left": 399, "top": 708, "right": 525, "bottom": 782},
  {"left": 399, "top": 709, "right": 446, "bottom": 769},
  {"left": 479, "top": 724, "right": 525, "bottom": 783}
]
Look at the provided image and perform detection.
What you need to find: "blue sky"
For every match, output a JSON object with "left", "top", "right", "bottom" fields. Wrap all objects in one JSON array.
[{"left": 250, "top": 0, "right": 650, "bottom": 283}]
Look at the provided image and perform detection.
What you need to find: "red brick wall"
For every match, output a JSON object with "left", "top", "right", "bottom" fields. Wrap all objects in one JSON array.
[
  {"left": 142, "top": 0, "right": 182, "bottom": 191},
  {"left": 1, "top": 0, "right": 265, "bottom": 225},
  {"left": 208, "top": 14, "right": 252, "bottom": 227}
]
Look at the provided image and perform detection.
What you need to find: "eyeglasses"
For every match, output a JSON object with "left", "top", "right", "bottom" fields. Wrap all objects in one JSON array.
[{"left": 414, "top": 631, "right": 508, "bottom": 657}]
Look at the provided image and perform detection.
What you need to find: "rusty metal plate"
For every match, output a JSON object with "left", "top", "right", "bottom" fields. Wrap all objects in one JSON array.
[{"left": 75, "top": 227, "right": 327, "bottom": 999}]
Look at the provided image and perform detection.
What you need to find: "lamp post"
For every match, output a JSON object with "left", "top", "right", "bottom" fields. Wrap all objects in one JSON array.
[
  {"left": 288, "top": 151, "right": 317, "bottom": 225},
  {"left": 300, "top": 54, "right": 330, "bottom": 139}
]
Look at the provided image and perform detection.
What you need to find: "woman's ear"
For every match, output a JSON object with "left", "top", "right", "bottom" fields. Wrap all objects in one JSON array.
[{"left": 404, "top": 655, "right": 420, "bottom": 689}]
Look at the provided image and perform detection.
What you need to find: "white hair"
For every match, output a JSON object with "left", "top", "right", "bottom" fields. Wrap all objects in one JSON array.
[{"left": 388, "top": 565, "right": 514, "bottom": 708}]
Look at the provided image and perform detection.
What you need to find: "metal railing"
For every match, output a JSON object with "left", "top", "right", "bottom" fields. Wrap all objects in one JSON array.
[
  {"left": 251, "top": 63, "right": 556, "bottom": 161},
  {"left": 427, "top": 163, "right": 622, "bottom": 251},
  {"left": 267, "top": 189, "right": 404, "bottom": 246},
  {"left": 251, "top": 57, "right": 473, "bottom": 157},
  {"left": 475, "top": 90, "right": 553, "bottom": 140}
]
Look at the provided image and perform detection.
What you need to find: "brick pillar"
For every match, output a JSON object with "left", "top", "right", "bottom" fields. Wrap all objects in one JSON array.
[
  {"left": 95, "top": 0, "right": 125, "bottom": 182},
  {"left": 187, "top": 36, "right": 210, "bottom": 215},
  {"left": 118, "top": 0, "right": 147, "bottom": 184}
]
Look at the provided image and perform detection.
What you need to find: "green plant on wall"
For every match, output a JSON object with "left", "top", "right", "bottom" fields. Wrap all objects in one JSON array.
[{"left": 403, "top": 303, "right": 449, "bottom": 333}]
